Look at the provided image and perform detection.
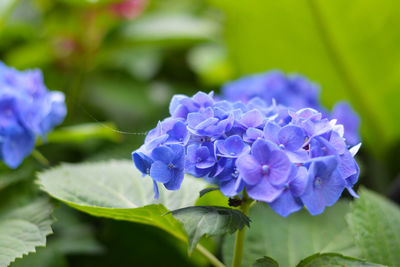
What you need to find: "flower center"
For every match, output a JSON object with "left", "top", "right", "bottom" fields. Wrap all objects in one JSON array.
[
  {"left": 279, "top": 144, "right": 285, "bottom": 149},
  {"left": 231, "top": 169, "right": 239, "bottom": 178},
  {"left": 314, "top": 177, "right": 322, "bottom": 187},
  {"left": 196, "top": 157, "right": 202, "bottom": 163},
  {"left": 168, "top": 163, "right": 175, "bottom": 169},
  {"left": 262, "top": 165, "right": 269, "bottom": 174}
]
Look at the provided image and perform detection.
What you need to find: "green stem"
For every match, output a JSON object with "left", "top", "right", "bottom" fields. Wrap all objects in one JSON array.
[
  {"left": 32, "top": 149, "right": 50, "bottom": 167},
  {"left": 232, "top": 191, "right": 251, "bottom": 267},
  {"left": 196, "top": 244, "right": 226, "bottom": 267}
]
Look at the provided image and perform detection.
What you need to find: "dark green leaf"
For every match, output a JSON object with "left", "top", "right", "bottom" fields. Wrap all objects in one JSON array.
[
  {"left": 223, "top": 202, "right": 359, "bottom": 267},
  {"left": 199, "top": 187, "right": 219, "bottom": 198},
  {"left": 296, "top": 253, "right": 386, "bottom": 267},
  {"left": 253, "top": 256, "right": 279, "bottom": 267},
  {"left": 170, "top": 206, "right": 250, "bottom": 253},
  {"left": 347, "top": 188, "right": 400, "bottom": 266},
  {"left": 0, "top": 199, "right": 54, "bottom": 266}
]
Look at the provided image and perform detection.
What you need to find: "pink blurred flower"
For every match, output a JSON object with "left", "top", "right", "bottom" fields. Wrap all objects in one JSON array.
[{"left": 110, "top": 0, "right": 146, "bottom": 19}]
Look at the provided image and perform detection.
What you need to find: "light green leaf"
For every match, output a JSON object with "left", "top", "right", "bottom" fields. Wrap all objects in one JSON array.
[
  {"left": 37, "top": 160, "right": 208, "bottom": 242},
  {"left": 223, "top": 202, "right": 359, "bottom": 267},
  {"left": 170, "top": 206, "right": 250, "bottom": 253},
  {"left": 296, "top": 253, "right": 386, "bottom": 267},
  {"left": 44, "top": 122, "right": 121, "bottom": 144},
  {"left": 211, "top": 0, "right": 400, "bottom": 155},
  {"left": 253, "top": 256, "right": 279, "bottom": 267},
  {"left": 0, "top": 199, "right": 54, "bottom": 266},
  {"left": 347, "top": 188, "right": 400, "bottom": 266},
  {"left": 121, "top": 13, "right": 219, "bottom": 46},
  {"left": 187, "top": 44, "right": 234, "bottom": 86}
]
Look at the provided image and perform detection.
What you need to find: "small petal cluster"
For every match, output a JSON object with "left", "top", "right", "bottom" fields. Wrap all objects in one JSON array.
[
  {"left": 222, "top": 71, "right": 361, "bottom": 146},
  {"left": 0, "top": 62, "right": 67, "bottom": 168},
  {"left": 132, "top": 89, "right": 361, "bottom": 216}
]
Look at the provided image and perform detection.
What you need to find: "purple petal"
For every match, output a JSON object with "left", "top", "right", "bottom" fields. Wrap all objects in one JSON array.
[
  {"left": 338, "top": 151, "right": 358, "bottom": 179},
  {"left": 268, "top": 150, "right": 291, "bottom": 186},
  {"left": 286, "top": 150, "right": 309, "bottom": 163},
  {"left": 290, "top": 166, "right": 308, "bottom": 196},
  {"left": 169, "top": 94, "right": 187, "bottom": 116},
  {"left": 278, "top": 125, "right": 305, "bottom": 151},
  {"left": 244, "top": 127, "right": 264, "bottom": 142},
  {"left": 331, "top": 101, "right": 360, "bottom": 146},
  {"left": 264, "top": 122, "right": 280, "bottom": 144},
  {"left": 251, "top": 139, "right": 276, "bottom": 165},
  {"left": 269, "top": 190, "right": 303, "bottom": 217},
  {"left": 236, "top": 154, "right": 262, "bottom": 185},
  {"left": 240, "top": 109, "right": 264, "bottom": 128},
  {"left": 246, "top": 178, "right": 283, "bottom": 202}
]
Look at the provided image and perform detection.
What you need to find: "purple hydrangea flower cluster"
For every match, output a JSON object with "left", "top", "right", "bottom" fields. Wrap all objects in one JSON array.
[
  {"left": 132, "top": 89, "right": 361, "bottom": 216},
  {"left": 0, "top": 62, "right": 67, "bottom": 168},
  {"left": 222, "top": 71, "right": 361, "bottom": 146}
]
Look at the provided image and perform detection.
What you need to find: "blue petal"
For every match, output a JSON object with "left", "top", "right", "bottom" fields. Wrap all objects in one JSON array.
[
  {"left": 153, "top": 181, "right": 160, "bottom": 199},
  {"left": 269, "top": 190, "right": 303, "bottom": 217},
  {"left": 1, "top": 127, "right": 35, "bottom": 169},
  {"left": 278, "top": 125, "right": 305, "bottom": 151},
  {"left": 151, "top": 146, "right": 174, "bottom": 164},
  {"left": 150, "top": 161, "right": 172, "bottom": 183},
  {"left": 246, "top": 177, "right": 283, "bottom": 203},
  {"left": 164, "top": 168, "right": 184, "bottom": 190},
  {"left": 132, "top": 151, "right": 153, "bottom": 176}
]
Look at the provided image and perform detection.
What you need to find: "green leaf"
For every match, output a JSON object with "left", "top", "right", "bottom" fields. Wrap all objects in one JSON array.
[
  {"left": 296, "top": 253, "right": 386, "bottom": 267},
  {"left": 223, "top": 202, "right": 359, "bottom": 267},
  {"left": 0, "top": 163, "right": 36, "bottom": 190},
  {"left": 211, "top": 0, "right": 400, "bottom": 155},
  {"left": 37, "top": 160, "right": 208, "bottom": 242},
  {"left": 170, "top": 206, "right": 250, "bottom": 253},
  {"left": 346, "top": 188, "right": 400, "bottom": 266},
  {"left": 253, "top": 256, "right": 279, "bottom": 267},
  {"left": 0, "top": 199, "right": 54, "bottom": 266},
  {"left": 44, "top": 122, "right": 121, "bottom": 144}
]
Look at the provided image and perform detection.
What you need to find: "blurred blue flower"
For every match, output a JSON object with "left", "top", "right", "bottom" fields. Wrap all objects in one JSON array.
[
  {"left": 222, "top": 71, "right": 361, "bottom": 146},
  {"left": 0, "top": 62, "right": 66, "bottom": 168}
]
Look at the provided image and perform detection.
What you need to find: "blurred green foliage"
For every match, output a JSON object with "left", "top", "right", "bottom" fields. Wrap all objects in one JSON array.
[{"left": 1, "top": 0, "right": 400, "bottom": 266}]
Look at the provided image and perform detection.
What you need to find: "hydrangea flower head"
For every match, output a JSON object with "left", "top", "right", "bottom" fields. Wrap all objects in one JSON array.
[
  {"left": 0, "top": 62, "right": 67, "bottom": 168},
  {"left": 132, "top": 72, "right": 361, "bottom": 217}
]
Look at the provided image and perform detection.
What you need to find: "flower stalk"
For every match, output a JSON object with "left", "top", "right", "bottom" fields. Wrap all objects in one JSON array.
[{"left": 232, "top": 190, "right": 252, "bottom": 267}]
